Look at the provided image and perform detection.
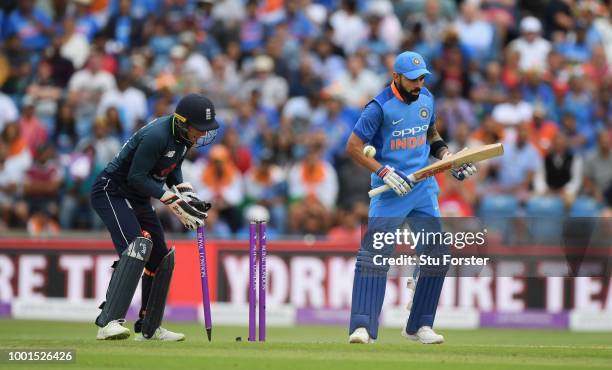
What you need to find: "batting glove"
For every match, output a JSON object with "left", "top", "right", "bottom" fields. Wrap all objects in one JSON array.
[
  {"left": 161, "top": 190, "right": 207, "bottom": 230},
  {"left": 443, "top": 152, "right": 477, "bottom": 181},
  {"left": 376, "top": 165, "right": 414, "bottom": 197}
]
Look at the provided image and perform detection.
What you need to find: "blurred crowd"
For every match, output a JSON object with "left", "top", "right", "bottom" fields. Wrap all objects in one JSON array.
[{"left": 0, "top": 0, "right": 611, "bottom": 238}]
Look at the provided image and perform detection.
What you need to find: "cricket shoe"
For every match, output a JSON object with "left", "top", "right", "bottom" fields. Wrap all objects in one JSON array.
[
  {"left": 96, "top": 319, "right": 130, "bottom": 340},
  {"left": 405, "top": 277, "right": 416, "bottom": 311},
  {"left": 349, "top": 328, "right": 374, "bottom": 344},
  {"left": 135, "top": 327, "right": 185, "bottom": 342},
  {"left": 402, "top": 326, "right": 444, "bottom": 344}
]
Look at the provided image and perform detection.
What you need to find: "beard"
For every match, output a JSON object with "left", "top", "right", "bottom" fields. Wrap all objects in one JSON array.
[{"left": 395, "top": 81, "right": 420, "bottom": 103}]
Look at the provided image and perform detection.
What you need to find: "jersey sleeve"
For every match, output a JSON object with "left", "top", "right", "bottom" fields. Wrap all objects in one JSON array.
[
  {"left": 165, "top": 158, "right": 184, "bottom": 188},
  {"left": 127, "top": 134, "right": 166, "bottom": 199},
  {"left": 352, "top": 101, "right": 383, "bottom": 143}
]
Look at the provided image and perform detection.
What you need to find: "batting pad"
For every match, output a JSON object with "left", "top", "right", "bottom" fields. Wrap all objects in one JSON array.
[
  {"left": 405, "top": 276, "right": 445, "bottom": 334},
  {"left": 142, "top": 248, "right": 175, "bottom": 338},
  {"left": 96, "top": 237, "right": 153, "bottom": 327},
  {"left": 349, "top": 265, "right": 387, "bottom": 339}
]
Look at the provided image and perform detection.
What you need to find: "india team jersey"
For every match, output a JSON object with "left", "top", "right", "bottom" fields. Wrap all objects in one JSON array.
[{"left": 353, "top": 85, "right": 436, "bottom": 193}]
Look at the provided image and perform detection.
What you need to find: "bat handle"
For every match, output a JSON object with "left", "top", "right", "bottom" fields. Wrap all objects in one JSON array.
[
  {"left": 368, "top": 174, "right": 417, "bottom": 198},
  {"left": 368, "top": 184, "right": 389, "bottom": 198}
]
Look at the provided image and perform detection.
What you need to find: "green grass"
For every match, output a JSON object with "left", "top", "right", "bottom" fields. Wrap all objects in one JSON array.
[{"left": 0, "top": 320, "right": 611, "bottom": 370}]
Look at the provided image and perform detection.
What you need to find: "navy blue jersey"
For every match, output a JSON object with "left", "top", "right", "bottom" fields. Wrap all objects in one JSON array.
[{"left": 105, "top": 115, "right": 188, "bottom": 201}]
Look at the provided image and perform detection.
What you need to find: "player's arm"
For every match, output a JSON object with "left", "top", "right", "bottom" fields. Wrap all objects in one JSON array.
[
  {"left": 346, "top": 133, "right": 381, "bottom": 173},
  {"left": 348, "top": 102, "right": 413, "bottom": 196},
  {"left": 165, "top": 159, "right": 184, "bottom": 188},
  {"left": 127, "top": 134, "right": 167, "bottom": 199},
  {"left": 427, "top": 122, "right": 476, "bottom": 180},
  {"left": 427, "top": 122, "right": 450, "bottom": 160}
]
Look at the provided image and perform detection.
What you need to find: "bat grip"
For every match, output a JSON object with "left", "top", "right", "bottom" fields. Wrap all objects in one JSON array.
[{"left": 368, "top": 174, "right": 417, "bottom": 198}]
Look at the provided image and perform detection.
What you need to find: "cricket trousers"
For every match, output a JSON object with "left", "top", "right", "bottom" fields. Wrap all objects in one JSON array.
[{"left": 90, "top": 171, "right": 169, "bottom": 275}]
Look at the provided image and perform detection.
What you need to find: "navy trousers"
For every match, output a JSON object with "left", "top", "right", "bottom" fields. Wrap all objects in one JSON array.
[{"left": 90, "top": 172, "right": 169, "bottom": 273}]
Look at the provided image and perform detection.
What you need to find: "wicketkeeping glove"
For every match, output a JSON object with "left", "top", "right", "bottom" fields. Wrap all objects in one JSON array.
[
  {"left": 173, "top": 183, "right": 212, "bottom": 214},
  {"left": 161, "top": 190, "right": 207, "bottom": 230},
  {"left": 443, "top": 151, "right": 477, "bottom": 181},
  {"left": 376, "top": 165, "right": 414, "bottom": 197}
]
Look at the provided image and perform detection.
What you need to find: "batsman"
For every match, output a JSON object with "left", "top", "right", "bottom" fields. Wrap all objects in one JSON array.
[
  {"left": 90, "top": 94, "right": 218, "bottom": 341},
  {"left": 346, "top": 51, "right": 476, "bottom": 344}
]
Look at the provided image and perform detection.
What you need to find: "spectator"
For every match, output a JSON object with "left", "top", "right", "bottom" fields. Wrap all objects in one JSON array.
[
  {"left": 311, "top": 37, "right": 346, "bottom": 85},
  {"left": 556, "top": 20, "right": 595, "bottom": 64},
  {"left": 1, "top": 122, "right": 32, "bottom": 174},
  {"left": 23, "top": 144, "right": 63, "bottom": 236},
  {"left": 332, "top": 54, "right": 382, "bottom": 109},
  {"left": 330, "top": 0, "right": 368, "bottom": 54},
  {"left": 405, "top": 0, "right": 451, "bottom": 49},
  {"left": 287, "top": 136, "right": 338, "bottom": 231},
  {"left": 281, "top": 0, "right": 318, "bottom": 42},
  {"left": 18, "top": 96, "right": 48, "bottom": 155},
  {"left": 288, "top": 55, "right": 323, "bottom": 98},
  {"left": 520, "top": 68, "right": 557, "bottom": 121},
  {"left": 0, "top": 90, "right": 18, "bottom": 134},
  {"left": 583, "top": 131, "right": 612, "bottom": 204},
  {"left": 97, "top": 72, "right": 147, "bottom": 137},
  {"left": 242, "top": 55, "right": 289, "bottom": 110},
  {"left": 25, "top": 59, "right": 63, "bottom": 130},
  {"left": 593, "top": 2, "right": 612, "bottom": 64},
  {"left": 488, "top": 123, "right": 541, "bottom": 200},
  {"left": 243, "top": 154, "right": 287, "bottom": 232},
  {"left": 202, "top": 54, "right": 240, "bottom": 110},
  {"left": 327, "top": 206, "right": 361, "bottom": 241},
  {"left": 52, "top": 101, "right": 79, "bottom": 155},
  {"left": 68, "top": 51, "right": 117, "bottom": 137},
  {"left": 311, "top": 93, "right": 354, "bottom": 164},
  {"left": 72, "top": 0, "right": 99, "bottom": 42},
  {"left": 58, "top": 15, "right": 91, "bottom": 69},
  {"left": 364, "top": 1, "right": 401, "bottom": 53},
  {"left": 472, "top": 113, "right": 506, "bottom": 148},
  {"left": 77, "top": 116, "right": 121, "bottom": 165},
  {"left": 104, "top": 0, "right": 145, "bottom": 52},
  {"left": 0, "top": 140, "right": 30, "bottom": 228},
  {"left": 562, "top": 72, "right": 595, "bottom": 130},
  {"left": 509, "top": 16, "right": 551, "bottom": 72},
  {"left": 179, "top": 31, "right": 213, "bottom": 85},
  {"left": 221, "top": 123, "right": 253, "bottom": 173},
  {"left": 436, "top": 79, "right": 477, "bottom": 138},
  {"left": 534, "top": 132, "right": 582, "bottom": 205},
  {"left": 453, "top": 1, "right": 495, "bottom": 61},
  {"left": 529, "top": 104, "right": 559, "bottom": 156},
  {"left": 193, "top": 145, "right": 244, "bottom": 233},
  {"left": 492, "top": 85, "right": 533, "bottom": 139},
  {"left": 559, "top": 112, "right": 596, "bottom": 153},
  {"left": 470, "top": 60, "right": 507, "bottom": 115},
  {"left": 544, "top": 0, "right": 574, "bottom": 39},
  {"left": 5, "top": 0, "right": 52, "bottom": 52},
  {"left": 60, "top": 144, "right": 104, "bottom": 229},
  {"left": 239, "top": 0, "right": 266, "bottom": 54}
]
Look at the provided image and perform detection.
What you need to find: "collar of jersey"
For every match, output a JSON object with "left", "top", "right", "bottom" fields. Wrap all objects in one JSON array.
[{"left": 391, "top": 82, "right": 405, "bottom": 103}]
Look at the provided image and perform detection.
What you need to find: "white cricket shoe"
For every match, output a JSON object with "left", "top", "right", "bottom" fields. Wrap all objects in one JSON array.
[
  {"left": 402, "top": 326, "right": 444, "bottom": 344},
  {"left": 349, "top": 327, "right": 374, "bottom": 344},
  {"left": 135, "top": 327, "right": 185, "bottom": 342},
  {"left": 405, "top": 277, "right": 416, "bottom": 311},
  {"left": 96, "top": 319, "right": 130, "bottom": 340}
]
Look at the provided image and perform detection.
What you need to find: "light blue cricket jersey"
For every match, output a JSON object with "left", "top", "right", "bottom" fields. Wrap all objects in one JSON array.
[{"left": 353, "top": 85, "right": 438, "bottom": 197}]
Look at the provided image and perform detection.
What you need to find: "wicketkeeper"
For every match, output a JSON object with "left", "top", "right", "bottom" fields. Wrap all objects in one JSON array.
[{"left": 90, "top": 94, "right": 218, "bottom": 341}]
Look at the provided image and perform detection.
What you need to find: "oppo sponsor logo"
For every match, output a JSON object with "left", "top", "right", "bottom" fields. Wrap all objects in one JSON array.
[{"left": 392, "top": 124, "right": 429, "bottom": 137}]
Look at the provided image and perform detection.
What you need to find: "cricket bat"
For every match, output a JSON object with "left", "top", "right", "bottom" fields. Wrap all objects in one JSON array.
[{"left": 368, "top": 143, "right": 504, "bottom": 198}]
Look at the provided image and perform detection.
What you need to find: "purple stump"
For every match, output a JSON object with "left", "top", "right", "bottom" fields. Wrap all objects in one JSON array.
[
  {"left": 248, "top": 222, "right": 257, "bottom": 341},
  {"left": 258, "top": 222, "right": 266, "bottom": 342},
  {"left": 197, "top": 226, "right": 212, "bottom": 341}
]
